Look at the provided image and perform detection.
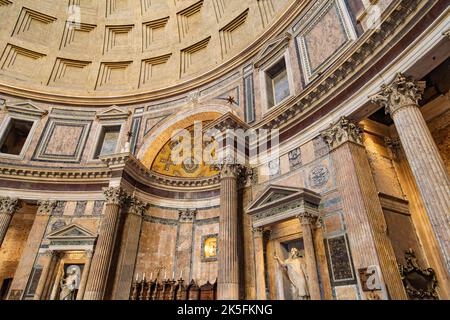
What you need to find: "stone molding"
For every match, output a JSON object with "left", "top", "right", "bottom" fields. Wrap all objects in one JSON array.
[
  {"left": 37, "top": 200, "right": 57, "bottom": 215},
  {"left": 321, "top": 116, "right": 364, "bottom": 150},
  {"left": 370, "top": 73, "right": 426, "bottom": 116},
  {"left": 0, "top": 197, "right": 21, "bottom": 215},
  {"left": 103, "top": 187, "right": 129, "bottom": 206}
]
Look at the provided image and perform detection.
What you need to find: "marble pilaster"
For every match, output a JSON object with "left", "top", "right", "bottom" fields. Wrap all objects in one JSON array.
[
  {"left": 321, "top": 117, "right": 407, "bottom": 299},
  {"left": 252, "top": 227, "right": 266, "bottom": 300},
  {"left": 0, "top": 197, "right": 20, "bottom": 246}
]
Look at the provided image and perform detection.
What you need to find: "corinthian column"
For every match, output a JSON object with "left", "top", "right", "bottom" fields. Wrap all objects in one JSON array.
[
  {"left": 0, "top": 197, "right": 20, "bottom": 246},
  {"left": 371, "top": 73, "right": 450, "bottom": 273},
  {"left": 217, "top": 163, "right": 242, "bottom": 300},
  {"left": 321, "top": 117, "right": 406, "bottom": 299},
  {"left": 298, "top": 213, "right": 321, "bottom": 300},
  {"left": 84, "top": 187, "right": 128, "bottom": 300}
]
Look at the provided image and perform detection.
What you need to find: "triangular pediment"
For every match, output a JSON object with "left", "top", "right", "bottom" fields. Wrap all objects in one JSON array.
[
  {"left": 5, "top": 100, "right": 48, "bottom": 117},
  {"left": 253, "top": 32, "right": 292, "bottom": 68},
  {"left": 47, "top": 223, "right": 96, "bottom": 241},
  {"left": 96, "top": 105, "right": 130, "bottom": 120},
  {"left": 203, "top": 112, "right": 249, "bottom": 132},
  {"left": 247, "top": 185, "right": 301, "bottom": 212}
]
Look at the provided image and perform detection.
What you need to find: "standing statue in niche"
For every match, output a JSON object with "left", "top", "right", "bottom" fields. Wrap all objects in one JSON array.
[
  {"left": 274, "top": 248, "right": 310, "bottom": 300},
  {"left": 59, "top": 265, "right": 80, "bottom": 300}
]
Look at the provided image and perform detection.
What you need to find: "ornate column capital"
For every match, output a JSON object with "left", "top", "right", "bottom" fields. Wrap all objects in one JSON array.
[
  {"left": 219, "top": 163, "right": 243, "bottom": 180},
  {"left": 370, "top": 73, "right": 426, "bottom": 116},
  {"left": 103, "top": 187, "right": 128, "bottom": 206},
  {"left": 129, "top": 198, "right": 150, "bottom": 216},
  {"left": 297, "top": 211, "right": 319, "bottom": 225},
  {"left": 321, "top": 116, "right": 364, "bottom": 150},
  {"left": 37, "top": 200, "right": 57, "bottom": 215},
  {"left": 252, "top": 227, "right": 264, "bottom": 238},
  {"left": 0, "top": 197, "right": 21, "bottom": 215},
  {"left": 178, "top": 208, "right": 197, "bottom": 222}
]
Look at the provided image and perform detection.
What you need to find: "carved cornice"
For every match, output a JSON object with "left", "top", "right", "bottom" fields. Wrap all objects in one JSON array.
[
  {"left": 321, "top": 116, "right": 364, "bottom": 150},
  {"left": 178, "top": 208, "right": 197, "bottom": 222},
  {"left": 101, "top": 153, "right": 220, "bottom": 189},
  {"left": 129, "top": 197, "right": 150, "bottom": 216},
  {"left": 37, "top": 200, "right": 57, "bottom": 215},
  {"left": 0, "top": 197, "right": 21, "bottom": 215},
  {"left": 0, "top": 164, "right": 111, "bottom": 182},
  {"left": 370, "top": 73, "right": 426, "bottom": 116},
  {"left": 256, "top": 0, "right": 422, "bottom": 130},
  {"left": 103, "top": 187, "right": 129, "bottom": 206}
]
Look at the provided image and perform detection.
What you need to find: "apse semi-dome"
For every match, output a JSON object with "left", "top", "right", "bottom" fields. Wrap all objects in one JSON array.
[{"left": 0, "top": 0, "right": 293, "bottom": 99}]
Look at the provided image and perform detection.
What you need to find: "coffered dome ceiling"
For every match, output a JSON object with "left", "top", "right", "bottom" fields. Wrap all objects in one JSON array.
[{"left": 0, "top": 0, "right": 294, "bottom": 99}]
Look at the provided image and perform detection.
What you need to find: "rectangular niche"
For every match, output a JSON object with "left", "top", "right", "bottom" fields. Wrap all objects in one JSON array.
[
  {"left": 176, "top": 0, "right": 204, "bottom": 41},
  {"left": 0, "top": 118, "right": 34, "bottom": 157},
  {"left": 93, "top": 124, "right": 121, "bottom": 159},
  {"left": 33, "top": 118, "right": 92, "bottom": 163},
  {"left": 296, "top": 0, "right": 357, "bottom": 83},
  {"left": 219, "top": 9, "right": 249, "bottom": 58}
]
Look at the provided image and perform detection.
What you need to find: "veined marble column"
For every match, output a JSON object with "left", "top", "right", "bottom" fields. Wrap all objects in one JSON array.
[
  {"left": 252, "top": 227, "right": 266, "bottom": 300},
  {"left": 321, "top": 117, "right": 406, "bottom": 299},
  {"left": 84, "top": 187, "right": 128, "bottom": 300},
  {"left": 298, "top": 213, "right": 321, "bottom": 300},
  {"left": 77, "top": 250, "right": 93, "bottom": 300},
  {"left": 217, "top": 163, "right": 242, "bottom": 300},
  {"left": 0, "top": 197, "right": 20, "bottom": 246},
  {"left": 34, "top": 250, "right": 59, "bottom": 300},
  {"left": 371, "top": 73, "right": 450, "bottom": 273}
]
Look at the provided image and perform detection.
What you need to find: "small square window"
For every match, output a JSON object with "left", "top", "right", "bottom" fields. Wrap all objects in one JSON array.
[
  {"left": 266, "top": 58, "right": 290, "bottom": 108},
  {"left": 94, "top": 125, "right": 121, "bottom": 159},
  {"left": 0, "top": 118, "right": 33, "bottom": 155}
]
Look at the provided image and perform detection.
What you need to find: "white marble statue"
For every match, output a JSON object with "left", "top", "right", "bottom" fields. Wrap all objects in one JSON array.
[
  {"left": 59, "top": 265, "right": 80, "bottom": 300},
  {"left": 274, "top": 248, "right": 310, "bottom": 300}
]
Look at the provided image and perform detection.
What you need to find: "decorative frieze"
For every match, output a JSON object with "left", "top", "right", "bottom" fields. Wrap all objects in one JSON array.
[
  {"left": 321, "top": 116, "right": 363, "bottom": 150},
  {"left": 178, "top": 209, "right": 197, "bottom": 222},
  {"left": 37, "top": 200, "right": 57, "bottom": 215},
  {"left": 0, "top": 197, "right": 20, "bottom": 215},
  {"left": 103, "top": 187, "right": 129, "bottom": 206},
  {"left": 370, "top": 73, "right": 426, "bottom": 116}
]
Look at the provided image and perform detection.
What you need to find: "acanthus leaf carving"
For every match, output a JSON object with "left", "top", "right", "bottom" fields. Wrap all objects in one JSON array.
[
  {"left": 103, "top": 187, "right": 129, "bottom": 206},
  {"left": 320, "top": 116, "right": 363, "bottom": 150},
  {"left": 0, "top": 197, "right": 21, "bottom": 215},
  {"left": 370, "top": 73, "right": 426, "bottom": 116}
]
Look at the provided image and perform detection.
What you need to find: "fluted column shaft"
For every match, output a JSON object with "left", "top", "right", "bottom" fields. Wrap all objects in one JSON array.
[
  {"left": 218, "top": 164, "right": 240, "bottom": 300},
  {"left": 299, "top": 215, "right": 321, "bottom": 300},
  {"left": 84, "top": 187, "right": 127, "bottom": 300},
  {"left": 371, "top": 73, "right": 450, "bottom": 274},
  {"left": 0, "top": 197, "right": 20, "bottom": 246},
  {"left": 392, "top": 105, "right": 450, "bottom": 271},
  {"left": 253, "top": 228, "right": 266, "bottom": 300}
]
